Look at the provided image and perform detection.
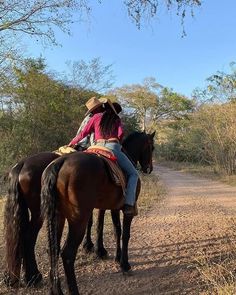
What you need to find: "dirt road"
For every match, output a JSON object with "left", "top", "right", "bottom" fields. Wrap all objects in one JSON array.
[
  {"left": 2, "top": 165, "right": 236, "bottom": 294},
  {"left": 76, "top": 165, "right": 236, "bottom": 295}
]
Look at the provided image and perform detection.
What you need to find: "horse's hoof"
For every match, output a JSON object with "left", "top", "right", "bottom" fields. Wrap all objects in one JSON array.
[
  {"left": 82, "top": 242, "right": 94, "bottom": 253},
  {"left": 25, "top": 272, "right": 43, "bottom": 287},
  {"left": 50, "top": 286, "right": 64, "bottom": 295},
  {"left": 50, "top": 291, "right": 64, "bottom": 295},
  {"left": 120, "top": 262, "right": 131, "bottom": 272},
  {"left": 115, "top": 257, "right": 120, "bottom": 264},
  {"left": 122, "top": 269, "right": 133, "bottom": 276},
  {"left": 115, "top": 250, "right": 121, "bottom": 263},
  {"left": 95, "top": 247, "right": 108, "bottom": 259},
  {"left": 3, "top": 272, "right": 20, "bottom": 287}
]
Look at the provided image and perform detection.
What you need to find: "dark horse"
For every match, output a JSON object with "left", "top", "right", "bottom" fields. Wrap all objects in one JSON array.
[
  {"left": 41, "top": 131, "right": 155, "bottom": 295},
  {"left": 4, "top": 152, "right": 60, "bottom": 287},
  {"left": 4, "top": 131, "right": 155, "bottom": 289},
  {"left": 82, "top": 131, "right": 155, "bottom": 257}
]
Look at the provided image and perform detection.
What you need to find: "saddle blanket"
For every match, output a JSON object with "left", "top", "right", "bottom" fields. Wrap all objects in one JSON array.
[{"left": 85, "top": 146, "right": 126, "bottom": 195}]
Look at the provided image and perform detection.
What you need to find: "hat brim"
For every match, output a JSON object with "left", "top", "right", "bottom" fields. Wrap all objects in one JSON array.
[
  {"left": 106, "top": 99, "right": 118, "bottom": 115},
  {"left": 99, "top": 97, "right": 108, "bottom": 104},
  {"left": 85, "top": 102, "right": 103, "bottom": 116}
]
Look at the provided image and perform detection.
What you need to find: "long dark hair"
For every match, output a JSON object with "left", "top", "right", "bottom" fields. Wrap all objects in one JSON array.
[{"left": 100, "top": 104, "right": 120, "bottom": 138}]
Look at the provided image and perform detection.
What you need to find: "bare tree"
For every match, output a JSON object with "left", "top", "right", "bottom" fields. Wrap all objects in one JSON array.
[
  {"left": 65, "top": 58, "right": 114, "bottom": 93},
  {"left": 0, "top": 1, "right": 202, "bottom": 44},
  {"left": 0, "top": 0, "right": 91, "bottom": 44},
  {"left": 124, "top": 0, "right": 201, "bottom": 29},
  {"left": 0, "top": 0, "right": 202, "bottom": 89}
]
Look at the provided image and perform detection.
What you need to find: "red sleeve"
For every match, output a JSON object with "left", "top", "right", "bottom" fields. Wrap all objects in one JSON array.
[
  {"left": 118, "top": 121, "right": 124, "bottom": 141},
  {"left": 69, "top": 115, "right": 96, "bottom": 146}
]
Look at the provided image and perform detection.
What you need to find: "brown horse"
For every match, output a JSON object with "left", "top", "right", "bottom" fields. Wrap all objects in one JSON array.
[
  {"left": 41, "top": 132, "right": 155, "bottom": 295},
  {"left": 4, "top": 131, "right": 155, "bottom": 289},
  {"left": 83, "top": 131, "right": 155, "bottom": 258}
]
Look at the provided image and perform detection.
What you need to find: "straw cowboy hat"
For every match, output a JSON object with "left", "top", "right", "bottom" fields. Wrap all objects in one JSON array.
[
  {"left": 99, "top": 97, "right": 118, "bottom": 115},
  {"left": 85, "top": 97, "right": 103, "bottom": 116}
]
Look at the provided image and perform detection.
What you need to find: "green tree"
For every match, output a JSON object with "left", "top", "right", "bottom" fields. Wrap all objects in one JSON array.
[
  {"left": 120, "top": 113, "right": 140, "bottom": 136},
  {"left": 152, "top": 87, "right": 195, "bottom": 121},
  {"left": 193, "top": 62, "right": 236, "bottom": 103},
  {"left": 113, "top": 79, "right": 194, "bottom": 132},
  {"left": 0, "top": 57, "right": 105, "bottom": 171},
  {"left": 114, "top": 77, "right": 160, "bottom": 131},
  {"left": 159, "top": 102, "right": 236, "bottom": 175}
]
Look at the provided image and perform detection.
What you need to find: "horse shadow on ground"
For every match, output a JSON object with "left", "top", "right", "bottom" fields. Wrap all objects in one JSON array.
[{"left": 74, "top": 233, "right": 236, "bottom": 295}]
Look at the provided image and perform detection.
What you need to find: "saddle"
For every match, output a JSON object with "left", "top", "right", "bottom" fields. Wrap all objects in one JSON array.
[
  {"left": 53, "top": 145, "right": 126, "bottom": 195},
  {"left": 85, "top": 146, "right": 126, "bottom": 195}
]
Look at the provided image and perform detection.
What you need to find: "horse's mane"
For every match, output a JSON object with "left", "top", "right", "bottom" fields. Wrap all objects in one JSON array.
[{"left": 122, "top": 131, "right": 145, "bottom": 145}]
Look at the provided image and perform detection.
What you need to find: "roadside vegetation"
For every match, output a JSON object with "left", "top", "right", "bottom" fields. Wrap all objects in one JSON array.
[{"left": 158, "top": 64, "right": 236, "bottom": 179}]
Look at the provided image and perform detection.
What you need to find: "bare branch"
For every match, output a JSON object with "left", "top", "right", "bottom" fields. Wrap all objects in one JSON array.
[{"left": 0, "top": 0, "right": 91, "bottom": 44}]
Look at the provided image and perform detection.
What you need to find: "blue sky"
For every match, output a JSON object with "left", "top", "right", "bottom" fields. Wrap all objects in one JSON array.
[{"left": 25, "top": 1, "right": 236, "bottom": 98}]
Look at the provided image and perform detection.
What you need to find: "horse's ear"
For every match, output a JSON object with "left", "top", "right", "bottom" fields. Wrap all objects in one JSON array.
[{"left": 150, "top": 131, "right": 156, "bottom": 138}]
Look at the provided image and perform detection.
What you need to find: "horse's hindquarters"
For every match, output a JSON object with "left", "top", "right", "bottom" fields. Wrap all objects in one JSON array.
[{"left": 57, "top": 153, "right": 124, "bottom": 212}]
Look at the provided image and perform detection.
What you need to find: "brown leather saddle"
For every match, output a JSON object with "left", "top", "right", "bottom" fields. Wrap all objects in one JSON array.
[{"left": 85, "top": 146, "right": 126, "bottom": 195}]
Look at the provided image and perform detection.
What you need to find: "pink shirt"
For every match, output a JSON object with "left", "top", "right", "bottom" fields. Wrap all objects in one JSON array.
[{"left": 69, "top": 113, "right": 124, "bottom": 146}]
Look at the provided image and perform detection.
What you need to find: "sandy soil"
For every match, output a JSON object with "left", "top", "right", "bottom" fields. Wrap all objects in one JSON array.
[{"left": 1, "top": 165, "right": 236, "bottom": 294}]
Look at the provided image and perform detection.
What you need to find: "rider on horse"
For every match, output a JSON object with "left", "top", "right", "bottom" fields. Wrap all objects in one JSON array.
[
  {"left": 69, "top": 98, "right": 139, "bottom": 216},
  {"left": 75, "top": 96, "right": 105, "bottom": 150}
]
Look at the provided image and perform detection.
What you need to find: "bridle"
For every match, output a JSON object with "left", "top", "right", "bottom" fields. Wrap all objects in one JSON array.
[{"left": 140, "top": 135, "right": 154, "bottom": 174}]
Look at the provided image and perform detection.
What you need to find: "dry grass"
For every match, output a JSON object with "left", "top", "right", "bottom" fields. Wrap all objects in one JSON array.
[
  {"left": 137, "top": 173, "right": 165, "bottom": 214},
  {"left": 0, "top": 172, "right": 162, "bottom": 294},
  {"left": 193, "top": 220, "right": 236, "bottom": 295}
]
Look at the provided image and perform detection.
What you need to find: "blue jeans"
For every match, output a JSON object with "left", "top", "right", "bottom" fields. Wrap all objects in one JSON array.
[{"left": 95, "top": 142, "right": 139, "bottom": 206}]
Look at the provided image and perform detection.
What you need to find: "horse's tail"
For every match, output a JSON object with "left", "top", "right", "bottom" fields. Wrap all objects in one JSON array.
[
  {"left": 4, "top": 161, "right": 29, "bottom": 286},
  {"left": 41, "top": 156, "right": 66, "bottom": 290}
]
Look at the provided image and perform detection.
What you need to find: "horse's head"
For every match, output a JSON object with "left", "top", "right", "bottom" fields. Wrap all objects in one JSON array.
[
  {"left": 139, "top": 131, "right": 155, "bottom": 174},
  {"left": 122, "top": 131, "right": 156, "bottom": 174}
]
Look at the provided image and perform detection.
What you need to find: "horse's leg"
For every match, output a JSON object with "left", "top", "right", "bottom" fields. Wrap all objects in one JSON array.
[
  {"left": 82, "top": 211, "right": 94, "bottom": 253},
  {"left": 49, "top": 213, "right": 65, "bottom": 295},
  {"left": 95, "top": 209, "right": 108, "bottom": 259},
  {"left": 120, "top": 214, "right": 133, "bottom": 273},
  {"left": 61, "top": 214, "right": 90, "bottom": 295},
  {"left": 23, "top": 210, "right": 65, "bottom": 287},
  {"left": 22, "top": 213, "right": 43, "bottom": 286},
  {"left": 111, "top": 210, "right": 122, "bottom": 263}
]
